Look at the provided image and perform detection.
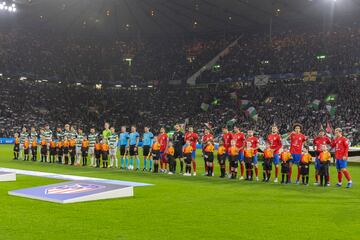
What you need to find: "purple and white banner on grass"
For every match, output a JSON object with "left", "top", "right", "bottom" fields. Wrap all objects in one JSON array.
[
  {"left": 9, "top": 181, "right": 134, "bottom": 204},
  {"left": 0, "top": 168, "right": 152, "bottom": 186}
]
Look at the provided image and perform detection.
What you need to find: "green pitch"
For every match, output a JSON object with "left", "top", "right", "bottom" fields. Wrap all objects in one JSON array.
[{"left": 0, "top": 145, "right": 359, "bottom": 240}]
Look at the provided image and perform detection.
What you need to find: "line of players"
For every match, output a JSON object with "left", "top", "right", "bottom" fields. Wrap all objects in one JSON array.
[
  {"left": 202, "top": 123, "right": 352, "bottom": 188},
  {"left": 12, "top": 122, "right": 353, "bottom": 188}
]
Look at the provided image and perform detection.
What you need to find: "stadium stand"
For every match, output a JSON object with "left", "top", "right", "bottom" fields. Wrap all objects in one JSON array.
[
  {"left": 198, "top": 26, "right": 360, "bottom": 83},
  {"left": 0, "top": 76, "right": 358, "bottom": 145},
  {"left": 0, "top": 26, "right": 359, "bottom": 145},
  {"left": 0, "top": 29, "right": 233, "bottom": 84}
]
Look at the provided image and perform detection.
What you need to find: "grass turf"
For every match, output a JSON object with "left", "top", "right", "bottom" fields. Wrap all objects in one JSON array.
[{"left": 0, "top": 144, "right": 360, "bottom": 240}]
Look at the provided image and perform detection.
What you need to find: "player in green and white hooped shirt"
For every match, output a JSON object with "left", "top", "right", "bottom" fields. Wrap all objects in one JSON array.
[
  {"left": 44, "top": 124, "right": 53, "bottom": 162},
  {"left": 109, "top": 127, "right": 119, "bottom": 168},
  {"left": 19, "top": 127, "right": 29, "bottom": 160},
  {"left": 63, "top": 124, "right": 71, "bottom": 140},
  {"left": 88, "top": 128, "right": 98, "bottom": 167},
  {"left": 39, "top": 128, "right": 45, "bottom": 139},
  {"left": 44, "top": 124, "right": 53, "bottom": 143},
  {"left": 30, "top": 127, "right": 38, "bottom": 140},
  {"left": 62, "top": 124, "right": 71, "bottom": 164},
  {"left": 70, "top": 126, "right": 77, "bottom": 140},
  {"left": 56, "top": 127, "right": 64, "bottom": 140},
  {"left": 76, "top": 128, "right": 84, "bottom": 166},
  {"left": 69, "top": 126, "right": 77, "bottom": 165}
]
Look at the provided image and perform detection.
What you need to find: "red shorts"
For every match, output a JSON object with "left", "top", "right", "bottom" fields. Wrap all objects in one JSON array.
[{"left": 160, "top": 152, "right": 167, "bottom": 163}]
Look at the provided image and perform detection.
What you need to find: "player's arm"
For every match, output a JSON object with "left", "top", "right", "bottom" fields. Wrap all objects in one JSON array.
[
  {"left": 151, "top": 134, "right": 154, "bottom": 146},
  {"left": 194, "top": 133, "right": 199, "bottom": 143},
  {"left": 330, "top": 139, "right": 336, "bottom": 149},
  {"left": 255, "top": 139, "right": 259, "bottom": 150},
  {"left": 126, "top": 134, "right": 130, "bottom": 149},
  {"left": 148, "top": 144, "right": 153, "bottom": 157},
  {"left": 164, "top": 135, "right": 169, "bottom": 153},
  {"left": 135, "top": 134, "right": 139, "bottom": 149},
  {"left": 326, "top": 137, "right": 331, "bottom": 146},
  {"left": 343, "top": 139, "right": 349, "bottom": 160},
  {"left": 182, "top": 146, "right": 186, "bottom": 160},
  {"left": 194, "top": 134, "right": 200, "bottom": 152},
  {"left": 312, "top": 137, "right": 317, "bottom": 147},
  {"left": 275, "top": 138, "right": 282, "bottom": 152}
]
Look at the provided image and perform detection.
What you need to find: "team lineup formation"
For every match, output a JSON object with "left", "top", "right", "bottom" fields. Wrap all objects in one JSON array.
[{"left": 12, "top": 122, "right": 353, "bottom": 188}]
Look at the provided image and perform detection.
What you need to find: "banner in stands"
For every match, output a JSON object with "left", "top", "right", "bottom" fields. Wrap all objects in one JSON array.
[
  {"left": 303, "top": 71, "right": 318, "bottom": 81},
  {"left": 254, "top": 75, "right": 270, "bottom": 86},
  {"left": 215, "top": 68, "right": 360, "bottom": 85}
]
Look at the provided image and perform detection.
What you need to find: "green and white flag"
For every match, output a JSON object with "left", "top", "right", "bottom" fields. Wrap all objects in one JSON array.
[
  {"left": 254, "top": 75, "right": 269, "bottom": 86},
  {"left": 211, "top": 98, "right": 220, "bottom": 105},
  {"left": 309, "top": 99, "right": 321, "bottom": 109},
  {"left": 325, "top": 105, "right": 337, "bottom": 118},
  {"left": 227, "top": 118, "right": 237, "bottom": 127},
  {"left": 240, "top": 100, "right": 250, "bottom": 109},
  {"left": 246, "top": 107, "right": 258, "bottom": 121},
  {"left": 200, "top": 103, "right": 209, "bottom": 111},
  {"left": 281, "top": 133, "right": 289, "bottom": 139}
]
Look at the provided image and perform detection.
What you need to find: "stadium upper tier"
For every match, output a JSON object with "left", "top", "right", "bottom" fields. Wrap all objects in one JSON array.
[{"left": 1, "top": 25, "right": 360, "bottom": 85}]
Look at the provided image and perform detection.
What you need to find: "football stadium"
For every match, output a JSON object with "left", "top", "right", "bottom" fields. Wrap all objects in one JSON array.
[{"left": 1, "top": 0, "right": 360, "bottom": 239}]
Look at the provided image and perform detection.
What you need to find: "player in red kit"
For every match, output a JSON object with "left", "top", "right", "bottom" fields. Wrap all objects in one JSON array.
[
  {"left": 185, "top": 126, "right": 199, "bottom": 176},
  {"left": 313, "top": 129, "right": 331, "bottom": 185},
  {"left": 221, "top": 127, "right": 233, "bottom": 177},
  {"left": 158, "top": 127, "right": 168, "bottom": 173},
  {"left": 332, "top": 128, "right": 352, "bottom": 188},
  {"left": 287, "top": 123, "right": 307, "bottom": 184},
  {"left": 267, "top": 125, "right": 282, "bottom": 183},
  {"left": 245, "top": 129, "right": 260, "bottom": 181},
  {"left": 202, "top": 128, "right": 214, "bottom": 176},
  {"left": 233, "top": 126, "right": 246, "bottom": 180}
]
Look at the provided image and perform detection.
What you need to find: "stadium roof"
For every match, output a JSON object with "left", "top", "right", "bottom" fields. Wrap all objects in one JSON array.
[{"left": 5, "top": 0, "right": 360, "bottom": 38}]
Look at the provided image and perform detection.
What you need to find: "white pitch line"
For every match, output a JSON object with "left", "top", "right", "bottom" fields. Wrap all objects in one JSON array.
[{"left": 0, "top": 167, "right": 152, "bottom": 187}]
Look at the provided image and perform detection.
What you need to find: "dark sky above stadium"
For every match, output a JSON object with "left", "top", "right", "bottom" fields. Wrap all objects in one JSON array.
[{"left": 2, "top": 0, "right": 360, "bottom": 38}]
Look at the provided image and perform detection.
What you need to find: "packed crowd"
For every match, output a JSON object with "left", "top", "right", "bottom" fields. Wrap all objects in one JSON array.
[
  {"left": 0, "top": 29, "right": 233, "bottom": 84},
  {"left": 0, "top": 76, "right": 359, "bottom": 145},
  {"left": 2, "top": 26, "right": 360, "bottom": 87},
  {"left": 199, "top": 26, "right": 360, "bottom": 83}
]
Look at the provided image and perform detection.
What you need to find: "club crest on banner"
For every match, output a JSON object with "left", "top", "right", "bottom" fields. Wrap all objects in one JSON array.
[{"left": 45, "top": 183, "right": 105, "bottom": 195}]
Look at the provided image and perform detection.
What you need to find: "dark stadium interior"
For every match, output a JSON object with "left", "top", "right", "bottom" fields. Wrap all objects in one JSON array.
[{"left": 0, "top": 0, "right": 359, "bottom": 145}]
